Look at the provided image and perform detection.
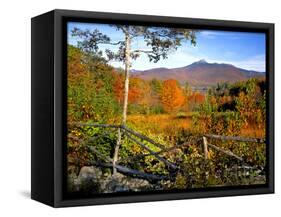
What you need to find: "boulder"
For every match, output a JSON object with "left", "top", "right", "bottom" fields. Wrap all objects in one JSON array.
[
  {"left": 73, "top": 166, "right": 103, "bottom": 194},
  {"left": 101, "top": 172, "right": 153, "bottom": 193},
  {"left": 68, "top": 166, "right": 154, "bottom": 194},
  {"left": 78, "top": 166, "right": 103, "bottom": 181}
]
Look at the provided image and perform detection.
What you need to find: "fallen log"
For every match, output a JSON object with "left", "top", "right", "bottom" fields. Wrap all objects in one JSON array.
[
  {"left": 69, "top": 157, "right": 169, "bottom": 181},
  {"left": 93, "top": 162, "right": 169, "bottom": 181}
]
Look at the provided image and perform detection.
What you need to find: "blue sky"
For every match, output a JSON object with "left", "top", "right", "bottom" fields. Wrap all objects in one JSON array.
[{"left": 67, "top": 22, "right": 266, "bottom": 72}]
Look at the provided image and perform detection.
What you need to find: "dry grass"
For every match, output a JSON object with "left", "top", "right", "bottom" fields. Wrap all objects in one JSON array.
[
  {"left": 127, "top": 113, "right": 192, "bottom": 134},
  {"left": 240, "top": 127, "right": 265, "bottom": 138},
  {"left": 127, "top": 113, "right": 265, "bottom": 139}
]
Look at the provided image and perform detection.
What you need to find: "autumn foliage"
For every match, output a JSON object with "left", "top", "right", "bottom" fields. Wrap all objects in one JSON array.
[
  {"left": 113, "top": 73, "right": 124, "bottom": 104},
  {"left": 67, "top": 44, "right": 266, "bottom": 191},
  {"left": 160, "top": 79, "right": 185, "bottom": 113},
  {"left": 114, "top": 75, "right": 151, "bottom": 105}
]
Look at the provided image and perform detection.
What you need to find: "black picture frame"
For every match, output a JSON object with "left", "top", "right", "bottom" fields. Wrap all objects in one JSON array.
[{"left": 31, "top": 9, "right": 274, "bottom": 207}]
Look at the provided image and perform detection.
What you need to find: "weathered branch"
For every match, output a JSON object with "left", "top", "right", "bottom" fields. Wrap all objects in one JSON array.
[
  {"left": 124, "top": 132, "right": 178, "bottom": 170},
  {"left": 68, "top": 122, "right": 121, "bottom": 129},
  {"left": 122, "top": 138, "right": 201, "bottom": 163},
  {"left": 68, "top": 135, "right": 114, "bottom": 163},
  {"left": 107, "top": 41, "right": 124, "bottom": 45},
  {"left": 93, "top": 162, "right": 169, "bottom": 181},
  {"left": 202, "top": 136, "right": 209, "bottom": 160},
  {"left": 116, "top": 25, "right": 129, "bottom": 34},
  {"left": 204, "top": 134, "right": 265, "bottom": 143},
  {"left": 122, "top": 125, "right": 166, "bottom": 150},
  {"left": 88, "top": 145, "right": 114, "bottom": 163},
  {"left": 131, "top": 49, "right": 154, "bottom": 54},
  {"left": 69, "top": 156, "right": 168, "bottom": 181},
  {"left": 207, "top": 143, "right": 244, "bottom": 162},
  {"left": 113, "top": 128, "right": 122, "bottom": 174},
  {"left": 68, "top": 130, "right": 115, "bottom": 145},
  {"left": 68, "top": 136, "right": 168, "bottom": 181}
]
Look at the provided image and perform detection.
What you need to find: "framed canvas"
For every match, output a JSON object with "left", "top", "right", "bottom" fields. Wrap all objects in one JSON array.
[{"left": 31, "top": 9, "right": 274, "bottom": 207}]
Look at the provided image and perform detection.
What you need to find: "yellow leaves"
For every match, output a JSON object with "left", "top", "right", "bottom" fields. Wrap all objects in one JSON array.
[
  {"left": 131, "top": 144, "right": 142, "bottom": 154},
  {"left": 174, "top": 173, "right": 187, "bottom": 189}
]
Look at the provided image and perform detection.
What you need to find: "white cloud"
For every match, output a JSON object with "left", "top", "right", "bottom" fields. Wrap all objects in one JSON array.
[
  {"left": 200, "top": 30, "right": 245, "bottom": 40},
  {"left": 109, "top": 46, "right": 266, "bottom": 72},
  {"left": 200, "top": 31, "right": 220, "bottom": 39},
  {"left": 208, "top": 54, "right": 266, "bottom": 72},
  {"left": 130, "top": 48, "right": 202, "bottom": 70},
  {"left": 232, "top": 55, "right": 265, "bottom": 72}
]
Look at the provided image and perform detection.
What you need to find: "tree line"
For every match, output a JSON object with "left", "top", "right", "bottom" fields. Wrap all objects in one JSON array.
[{"left": 67, "top": 44, "right": 205, "bottom": 124}]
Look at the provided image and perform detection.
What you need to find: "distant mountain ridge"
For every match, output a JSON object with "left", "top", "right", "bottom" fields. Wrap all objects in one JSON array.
[{"left": 132, "top": 59, "right": 265, "bottom": 86}]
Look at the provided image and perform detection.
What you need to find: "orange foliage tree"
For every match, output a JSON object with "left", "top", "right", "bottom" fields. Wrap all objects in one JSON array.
[
  {"left": 186, "top": 91, "right": 205, "bottom": 111},
  {"left": 161, "top": 79, "right": 185, "bottom": 113},
  {"left": 113, "top": 73, "right": 124, "bottom": 104},
  {"left": 114, "top": 76, "right": 150, "bottom": 104},
  {"left": 128, "top": 77, "right": 143, "bottom": 103}
]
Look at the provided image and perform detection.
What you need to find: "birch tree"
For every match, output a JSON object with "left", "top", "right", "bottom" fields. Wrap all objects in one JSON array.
[
  {"left": 72, "top": 25, "right": 197, "bottom": 124},
  {"left": 72, "top": 25, "right": 197, "bottom": 174}
]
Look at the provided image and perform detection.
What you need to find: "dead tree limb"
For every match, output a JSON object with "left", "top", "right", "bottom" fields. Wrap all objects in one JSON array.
[
  {"left": 124, "top": 132, "right": 178, "bottom": 170},
  {"left": 113, "top": 128, "right": 122, "bottom": 175},
  {"left": 122, "top": 138, "right": 201, "bottom": 163},
  {"left": 122, "top": 125, "right": 166, "bottom": 150},
  {"left": 202, "top": 136, "right": 209, "bottom": 160},
  {"left": 68, "top": 130, "right": 116, "bottom": 147},
  {"left": 87, "top": 146, "right": 114, "bottom": 163},
  {"left": 68, "top": 122, "right": 121, "bottom": 129},
  {"left": 204, "top": 134, "right": 265, "bottom": 143},
  {"left": 93, "top": 162, "right": 169, "bottom": 181},
  {"left": 207, "top": 143, "right": 243, "bottom": 162}
]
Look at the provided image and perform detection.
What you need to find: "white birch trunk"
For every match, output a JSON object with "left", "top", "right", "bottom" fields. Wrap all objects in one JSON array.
[
  {"left": 113, "top": 31, "right": 131, "bottom": 175},
  {"left": 122, "top": 33, "right": 131, "bottom": 125},
  {"left": 113, "top": 127, "right": 121, "bottom": 175},
  {"left": 203, "top": 136, "right": 209, "bottom": 160}
]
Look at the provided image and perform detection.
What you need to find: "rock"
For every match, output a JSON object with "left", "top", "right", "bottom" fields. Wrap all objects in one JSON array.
[
  {"left": 78, "top": 166, "right": 102, "bottom": 181},
  {"left": 101, "top": 172, "right": 153, "bottom": 193},
  {"left": 68, "top": 167, "right": 154, "bottom": 194},
  {"left": 74, "top": 166, "right": 103, "bottom": 194}
]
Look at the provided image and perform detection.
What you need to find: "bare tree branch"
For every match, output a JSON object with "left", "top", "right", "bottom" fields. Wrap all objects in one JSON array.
[
  {"left": 131, "top": 49, "right": 154, "bottom": 54},
  {"left": 107, "top": 41, "right": 124, "bottom": 45}
]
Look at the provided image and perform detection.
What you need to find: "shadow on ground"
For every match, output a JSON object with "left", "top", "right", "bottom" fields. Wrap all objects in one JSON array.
[{"left": 19, "top": 191, "right": 31, "bottom": 199}]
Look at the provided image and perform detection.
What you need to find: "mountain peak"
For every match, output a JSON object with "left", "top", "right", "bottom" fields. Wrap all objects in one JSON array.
[
  {"left": 135, "top": 59, "right": 265, "bottom": 86},
  {"left": 195, "top": 59, "right": 208, "bottom": 64},
  {"left": 184, "top": 59, "right": 208, "bottom": 68}
]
